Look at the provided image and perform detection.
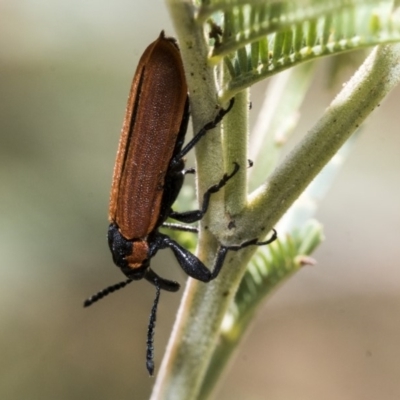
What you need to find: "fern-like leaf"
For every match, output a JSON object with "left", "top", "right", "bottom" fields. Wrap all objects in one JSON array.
[{"left": 196, "top": 0, "right": 400, "bottom": 100}]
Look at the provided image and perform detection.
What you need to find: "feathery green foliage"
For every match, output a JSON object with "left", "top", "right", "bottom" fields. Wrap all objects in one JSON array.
[{"left": 197, "top": 0, "right": 400, "bottom": 100}]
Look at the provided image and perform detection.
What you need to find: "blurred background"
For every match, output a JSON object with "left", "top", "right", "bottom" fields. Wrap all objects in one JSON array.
[{"left": 1, "top": 1, "right": 399, "bottom": 399}]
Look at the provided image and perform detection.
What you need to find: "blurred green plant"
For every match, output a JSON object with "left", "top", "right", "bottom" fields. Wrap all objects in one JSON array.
[{"left": 150, "top": 1, "right": 400, "bottom": 399}]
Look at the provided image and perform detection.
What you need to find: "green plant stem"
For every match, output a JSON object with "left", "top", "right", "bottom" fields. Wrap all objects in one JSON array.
[
  {"left": 152, "top": 1, "right": 238, "bottom": 398},
  {"left": 248, "top": 61, "right": 315, "bottom": 192},
  {"left": 153, "top": 2, "right": 400, "bottom": 396},
  {"left": 223, "top": 89, "right": 249, "bottom": 215},
  {"left": 243, "top": 44, "right": 400, "bottom": 239},
  {"left": 198, "top": 220, "right": 324, "bottom": 399}
]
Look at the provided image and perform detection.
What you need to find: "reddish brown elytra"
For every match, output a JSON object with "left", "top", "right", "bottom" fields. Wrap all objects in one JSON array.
[{"left": 84, "top": 31, "right": 277, "bottom": 375}]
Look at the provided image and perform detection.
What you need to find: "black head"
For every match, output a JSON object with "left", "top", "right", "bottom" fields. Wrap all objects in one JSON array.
[{"left": 108, "top": 222, "right": 149, "bottom": 280}]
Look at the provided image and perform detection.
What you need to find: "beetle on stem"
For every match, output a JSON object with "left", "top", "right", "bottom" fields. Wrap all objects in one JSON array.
[{"left": 84, "top": 31, "right": 277, "bottom": 375}]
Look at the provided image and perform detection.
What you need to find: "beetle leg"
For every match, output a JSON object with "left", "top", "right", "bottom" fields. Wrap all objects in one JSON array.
[
  {"left": 144, "top": 268, "right": 180, "bottom": 292},
  {"left": 157, "top": 234, "right": 213, "bottom": 281},
  {"left": 169, "top": 162, "right": 239, "bottom": 223},
  {"left": 170, "top": 98, "right": 235, "bottom": 165},
  {"left": 161, "top": 222, "right": 199, "bottom": 233},
  {"left": 183, "top": 167, "right": 195, "bottom": 175},
  {"left": 202, "top": 228, "right": 278, "bottom": 280},
  {"left": 223, "top": 228, "right": 278, "bottom": 250},
  {"left": 205, "top": 229, "right": 278, "bottom": 280},
  {"left": 158, "top": 229, "right": 277, "bottom": 282}
]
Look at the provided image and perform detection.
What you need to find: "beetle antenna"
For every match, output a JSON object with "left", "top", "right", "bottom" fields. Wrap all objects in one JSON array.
[
  {"left": 83, "top": 278, "right": 133, "bottom": 307},
  {"left": 146, "top": 281, "right": 161, "bottom": 376}
]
